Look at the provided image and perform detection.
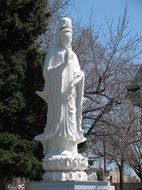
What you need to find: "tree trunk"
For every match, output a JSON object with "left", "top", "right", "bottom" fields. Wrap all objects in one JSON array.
[
  {"left": 134, "top": 170, "right": 142, "bottom": 183},
  {"left": 118, "top": 160, "right": 124, "bottom": 190},
  {"left": 137, "top": 173, "right": 142, "bottom": 183}
]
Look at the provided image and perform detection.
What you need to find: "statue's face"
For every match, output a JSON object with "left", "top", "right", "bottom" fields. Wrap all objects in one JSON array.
[{"left": 59, "top": 31, "right": 72, "bottom": 46}]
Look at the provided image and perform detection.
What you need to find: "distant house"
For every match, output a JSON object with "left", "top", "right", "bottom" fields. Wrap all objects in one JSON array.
[
  {"left": 110, "top": 169, "right": 140, "bottom": 183},
  {"left": 126, "top": 64, "right": 142, "bottom": 108}
]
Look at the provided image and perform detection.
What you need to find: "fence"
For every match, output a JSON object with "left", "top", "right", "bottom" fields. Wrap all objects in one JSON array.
[{"left": 113, "top": 183, "right": 142, "bottom": 190}]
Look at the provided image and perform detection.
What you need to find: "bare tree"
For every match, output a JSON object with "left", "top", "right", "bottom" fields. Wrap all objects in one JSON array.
[
  {"left": 71, "top": 8, "right": 142, "bottom": 190},
  {"left": 126, "top": 113, "right": 142, "bottom": 182},
  {"left": 72, "top": 8, "right": 141, "bottom": 136},
  {"left": 88, "top": 102, "right": 141, "bottom": 189}
]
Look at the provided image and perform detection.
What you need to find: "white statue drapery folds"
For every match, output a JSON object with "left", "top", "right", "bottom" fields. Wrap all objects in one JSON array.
[{"left": 35, "top": 17, "right": 88, "bottom": 181}]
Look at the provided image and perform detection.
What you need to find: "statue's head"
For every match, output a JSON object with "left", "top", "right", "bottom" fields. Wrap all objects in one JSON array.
[{"left": 56, "top": 17, "right": 73, "bottom": 48}]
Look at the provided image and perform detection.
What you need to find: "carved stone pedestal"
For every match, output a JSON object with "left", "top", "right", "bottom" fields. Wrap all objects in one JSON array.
[
  {"left": 41, "top": 152, "right": 88, "bottom": 181},
  {"left": 27, "top": 181, "right": 114, "bottom": 190},
  {"left": 42, "top": 155, "right": 88, "bottom": 171},
  {"left": 42, "top": 171, "right": 88, "bottom": 181}
]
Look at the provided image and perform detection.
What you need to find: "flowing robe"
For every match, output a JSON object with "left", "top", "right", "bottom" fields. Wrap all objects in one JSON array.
[{"left": 36, "top": 46, "right": 86, "bottom": 155}]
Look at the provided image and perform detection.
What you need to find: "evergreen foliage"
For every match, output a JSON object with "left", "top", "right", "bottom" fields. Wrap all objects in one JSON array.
[
  {"left": 0, "top": 133, "right": 42, "bottom": 181},
  {"left": 0, "top": 0, "right": 50, "bottom": 181},
  {"left": 96, "top": 168, "right": 106, "bottom": 181}
]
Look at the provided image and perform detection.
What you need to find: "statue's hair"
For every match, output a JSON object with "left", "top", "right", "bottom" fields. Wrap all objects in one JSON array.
[{"left": 55, "top": 17, "right": 73, "bottom": 49}]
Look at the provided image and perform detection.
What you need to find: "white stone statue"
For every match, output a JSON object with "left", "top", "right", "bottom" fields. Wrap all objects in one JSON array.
[{"left": 35, "top": 17, "right": 88, "bottom": 181}]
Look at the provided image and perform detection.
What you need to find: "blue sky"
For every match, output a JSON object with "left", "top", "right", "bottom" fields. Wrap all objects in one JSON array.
[{"left": 65, "top": 0, "right": 142, "bottom": 36}]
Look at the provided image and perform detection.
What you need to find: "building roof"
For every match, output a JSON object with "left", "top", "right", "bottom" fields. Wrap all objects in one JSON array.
[
  {"left": 126, "top": 64, "right": 142, "bottom": 107},
  {"left": 127, "top": 65, "right": 142, "bottom": 88}
]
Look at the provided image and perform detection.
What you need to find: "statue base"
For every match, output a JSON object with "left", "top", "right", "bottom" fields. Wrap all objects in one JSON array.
[
  {"left": 42, "top": 154, "right": 88, "bottom": 171},
  {"left": 42, "top": 171, "right": 88, "bottom": 181},
  {"left": 42, "top": 154, "right": 88, "bottom": 181},
  {"left": 27, "top": 181, "right": 114, "bottom": 190}
]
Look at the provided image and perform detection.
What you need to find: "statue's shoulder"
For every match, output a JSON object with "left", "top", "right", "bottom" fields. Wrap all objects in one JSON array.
[
  {"left": 45, "top": 46, "right": 59, "bottom": 61},
  {"left": 47, "top": 46, "right": 57, "bottom": 55}
]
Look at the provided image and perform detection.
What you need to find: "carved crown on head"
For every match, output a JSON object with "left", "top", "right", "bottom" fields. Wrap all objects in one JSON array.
[{"left": 58, "top": 17, "right": 73, "bottom": 32}]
